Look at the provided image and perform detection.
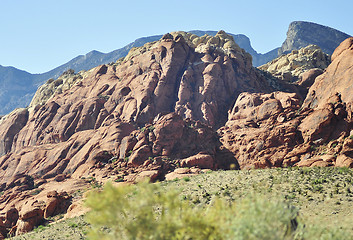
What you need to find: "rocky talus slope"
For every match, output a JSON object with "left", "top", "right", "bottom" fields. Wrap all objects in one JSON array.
[{"left": 0, "top": 32, "right": 353, "bottom": 238}]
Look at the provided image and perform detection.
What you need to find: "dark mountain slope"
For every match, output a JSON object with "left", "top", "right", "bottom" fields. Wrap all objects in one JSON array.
[
  {"left": 279, "top": 21, "right": 351, "bottom": 55},
  {"left": 0, "top": 65, "right": 36, "bottom": 115}
]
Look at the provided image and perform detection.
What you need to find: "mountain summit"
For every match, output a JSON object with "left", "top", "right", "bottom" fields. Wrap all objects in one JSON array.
[{"left": 279, "top": 21, "right": 351, "bottom": 55}]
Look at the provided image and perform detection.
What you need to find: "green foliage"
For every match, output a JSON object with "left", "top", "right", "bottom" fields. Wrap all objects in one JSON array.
[
  {"left": 33, "top": 225, "right": 46, "bottom": 233},
  {"left": 114, "top": 177, "right": 124, "bottom": 183},
  {"left": 30, "top": 188, "right": 43, "bottom": 195},
  {"left": 86, "top": 182, "right": 225, "bottom": 239},
  {"left": 87, "top": 177, "right": 102, "bottom": 189},
  {"left": 86, "top": 181, "right": 347, "bottom": 240},
  {"left": 182, "top": 177, "right": 190, "bottom": 182}
]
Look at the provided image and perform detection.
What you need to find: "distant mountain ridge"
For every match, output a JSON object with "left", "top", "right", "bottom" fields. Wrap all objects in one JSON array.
[
  {"left": 0, "top": 22, "right": 351, "bottom": 115},
  {"left": 0, "top": 65, "right": 36, "bottom": 115},
  {"left": 279, "top": 21, "right": 351, "bottom": 55}
]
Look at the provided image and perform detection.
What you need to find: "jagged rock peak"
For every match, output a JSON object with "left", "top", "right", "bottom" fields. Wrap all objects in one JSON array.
[
  {"left": 259, "top": 44, "right": 330, "bottom": 82},
  {"left": 279, "top": 21, "right": 351, "bottom": 56},
  {"left": 124, "top": 30, "right": 252, "bottom": 65}
]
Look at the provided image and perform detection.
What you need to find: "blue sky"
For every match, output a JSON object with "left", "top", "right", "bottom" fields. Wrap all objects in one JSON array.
[{"left": 0, "top": 0, "right": 352, "bottom": 74}]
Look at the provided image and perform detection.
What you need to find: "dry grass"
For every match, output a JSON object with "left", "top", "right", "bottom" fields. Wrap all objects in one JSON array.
[{"left": 10, "top": 167, "right": 353, "bottom": 239}]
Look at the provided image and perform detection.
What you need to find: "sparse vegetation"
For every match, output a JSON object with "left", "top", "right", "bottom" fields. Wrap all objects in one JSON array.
[{"left": 11, "top": 167, "right": 353, "bottom": 239}]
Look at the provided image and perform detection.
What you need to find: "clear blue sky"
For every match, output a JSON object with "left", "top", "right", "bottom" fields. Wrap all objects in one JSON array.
[{"left": 0, "top": 0, "right": 352, "bottom": 74}]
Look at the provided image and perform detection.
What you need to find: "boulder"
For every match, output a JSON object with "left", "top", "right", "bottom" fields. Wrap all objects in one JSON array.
[
  {"left": 298, "top": 68, "right": 323, "bottom": 88},
  {"left": 336, "top": 155, "right": 353, "bottom": 168},
  {"left": 16, "top": 200, "right": 44, "bottom": 235},
  {"left": 180, "top": 153, "right": 215, "bottom": 169},
  {"left": 298, "top": 108, "right": 334, "bottom": 143},
  {"left": 44, "top": 191, "right": 72, "bottom": 218},
  {"left": 128, "top": 145, "right": 152, "bottom": 167}
]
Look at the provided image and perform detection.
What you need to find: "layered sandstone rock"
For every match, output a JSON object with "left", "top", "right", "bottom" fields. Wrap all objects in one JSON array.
[
  {"left": 303, "top": 37, "right": 353, "bottom": 109},
  {"left": 219, "top": 91, "right": 353, "bottom": 169},
  {"left": 218, "top": 37, "right": 353, "bottom": 169},
  {"left": 0, "top": 31, "right": 275, "bottom": 159},
  {"left": 1, "top": 31, "right": 272, "bottom": 158}
]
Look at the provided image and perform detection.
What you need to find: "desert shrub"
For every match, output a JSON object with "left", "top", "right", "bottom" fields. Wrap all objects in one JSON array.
[
  {"left": 86, "top": 182, "right": 222, "bottom": 239},
  {"left": 85, "top": 181, "right": 313, "bottom": 240}
]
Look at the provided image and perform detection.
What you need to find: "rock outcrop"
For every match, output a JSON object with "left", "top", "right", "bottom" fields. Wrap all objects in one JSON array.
[
  {"left": 279, "top": 21, "right": 351, "bottom": 56},
  {"left": 0, "top": 30, "right": 270, "bottom": 115},
  {"left": 219, "top": 37, "right": 353, "bottom": 169},
  {"left": 303, "top": 37, "right": 353, "bottom": 109},
  {"left": 29, "top": 69, "right": 88, "bottom": 108},
  {"left": 259, "top": 45, "right": 330, "bottom": 82},
  {"left": 219, "top": 91, "right": 304, "bottom": 168}
]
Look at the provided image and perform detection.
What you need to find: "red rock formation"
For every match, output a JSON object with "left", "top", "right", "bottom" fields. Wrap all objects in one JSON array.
[
  {"left": 219, "top": 91, "right": 304, "bottom": 168},
  {"left": 218, "top": 37, "right": 353, "bottom": 169},
  {"left": 44, "top": 191, "right": 71, "bottom": 218},
  {"left": 0, "top": 33, "right": 352, "bottom": 237},
  {"left": 303, "top": 37, "right": 353, "bottom": 109},
  {"left": 15, "top": 200, "right": 44, "bottom": 235},
  {"left": 0, "top": 32, "right": 274, "bottom": 188},
  {"left": 0, "top": 32, "right": 274, "bottom": 236}
]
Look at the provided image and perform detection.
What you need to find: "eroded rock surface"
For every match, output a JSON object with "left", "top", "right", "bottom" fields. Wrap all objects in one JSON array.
[
  {"left": 219, "top": 37, "right": 353, "bottom": 169},
  {"left": 303, "top": 37, "right": 353, "bottom": 109},
  {"left": 259, "top": 45, "right": 330, "bottom": 82}
]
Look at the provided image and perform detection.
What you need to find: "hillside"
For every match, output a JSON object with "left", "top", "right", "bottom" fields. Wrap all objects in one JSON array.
[{"left": 0, "top": 30, "right": 353, "bottom": 238}]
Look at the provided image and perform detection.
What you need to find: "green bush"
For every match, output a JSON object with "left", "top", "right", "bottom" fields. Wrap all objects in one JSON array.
[
  {"left": 87, "top": 183, "right": 308, "bottom": 240},
  {"left": 85, "top": 181, "right": 350, "bottom": 240},
  {"left": 86, "top": 182, "right": 222, "bottom": 239}
]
